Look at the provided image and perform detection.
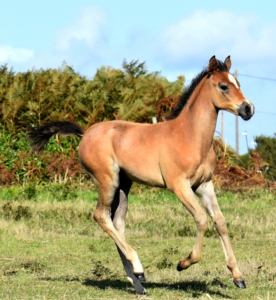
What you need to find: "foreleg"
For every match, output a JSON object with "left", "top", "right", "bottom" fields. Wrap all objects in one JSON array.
[
  {"left": 173, "top": 180, "right": 209, "bottom": 271},
  {"left": 195, "top": 180, "right": 246, "bottom": 288}
]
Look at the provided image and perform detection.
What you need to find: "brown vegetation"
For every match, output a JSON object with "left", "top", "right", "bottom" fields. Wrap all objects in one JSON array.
[
  {"left": 0, "top": 162, "right": 15, "bottom": 185},
  {"left": 213, "top": 138, "right": 275, "bottom": 191}
]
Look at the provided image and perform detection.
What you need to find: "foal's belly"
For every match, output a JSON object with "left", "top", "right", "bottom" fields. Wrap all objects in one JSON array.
[{"left": 120, "top": 161, "right": 166, "bottom": 188}]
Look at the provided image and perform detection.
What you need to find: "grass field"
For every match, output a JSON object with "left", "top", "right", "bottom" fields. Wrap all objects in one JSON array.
[{"left": 0, "top": 184, "right": 275, "bottom": 299}]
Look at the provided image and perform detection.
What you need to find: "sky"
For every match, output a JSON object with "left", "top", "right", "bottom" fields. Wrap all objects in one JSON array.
[{"left": 1, "top": 0, "right": 276, "bottom": 154}]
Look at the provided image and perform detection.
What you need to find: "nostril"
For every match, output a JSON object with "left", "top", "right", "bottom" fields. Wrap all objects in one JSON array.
[
  {"left": 238, "top": 102, "right": 254, "bottom": 120},
  {"left": 245, "top": 105, "right": 251, "bottom": 115}
]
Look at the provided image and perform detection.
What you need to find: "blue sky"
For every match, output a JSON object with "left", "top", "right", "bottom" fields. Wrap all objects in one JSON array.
[{"left": 1, "top": 0, "right": 276, "bottom": 154}]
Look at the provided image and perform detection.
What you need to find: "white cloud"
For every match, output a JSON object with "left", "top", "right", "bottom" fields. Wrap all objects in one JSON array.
[
  {"left": 0, "top": 45, "right": 34, "bottom": 62},
  {"left": 56, "top": 6, "right": 108, "bottom": 54},
  {"left": 158, "top": 10, "right": 276, "bottom": 66}
]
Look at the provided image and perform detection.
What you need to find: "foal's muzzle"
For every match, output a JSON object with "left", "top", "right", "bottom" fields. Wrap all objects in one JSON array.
[{"left": 238, "top": 102, "right": 255, "bottom": 120}]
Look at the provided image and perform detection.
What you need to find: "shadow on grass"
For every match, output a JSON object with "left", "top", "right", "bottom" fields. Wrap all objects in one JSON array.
[
  {"left": 84, "top": 278, "right": 232, "bottom": 298},
  {"left": 40, "top": 275, "right": 232, "bottom": 298}
]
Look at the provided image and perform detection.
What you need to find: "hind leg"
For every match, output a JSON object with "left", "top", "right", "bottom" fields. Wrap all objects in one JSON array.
[
  {"left": 111, "top": 174, "right": 146, "bottom": 294},
  {"left": 92, "top": 167, "right": 145, "bottom": 289}
]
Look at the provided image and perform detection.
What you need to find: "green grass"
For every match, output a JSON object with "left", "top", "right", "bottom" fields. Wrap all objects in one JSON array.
[{"left": 0, "top": 184, "right": 275, "bottom": 299}]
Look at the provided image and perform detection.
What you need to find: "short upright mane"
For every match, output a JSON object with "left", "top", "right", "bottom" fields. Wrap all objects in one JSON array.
[{"left": 166, "top": 59, "right": 228, "bottom": 120}]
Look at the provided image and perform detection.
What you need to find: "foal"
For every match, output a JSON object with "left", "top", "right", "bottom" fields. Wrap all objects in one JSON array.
[{"left": 30, "top": 56, "right": 254, "bottom": 294}]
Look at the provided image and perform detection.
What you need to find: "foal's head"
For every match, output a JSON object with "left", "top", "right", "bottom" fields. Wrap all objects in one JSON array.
[{"left": 208, "top": 55, "right": 254, "bottom": 120}]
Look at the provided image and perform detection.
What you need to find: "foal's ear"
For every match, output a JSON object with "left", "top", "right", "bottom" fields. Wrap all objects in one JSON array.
[
  {"left": 224, "top": 55, "right": 231, "bottom": 71},
  {"left": 207, "top": 55, "right": 218, "bottom": 74}
]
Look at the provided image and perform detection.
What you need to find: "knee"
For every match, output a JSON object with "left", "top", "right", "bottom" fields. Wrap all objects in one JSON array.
[{"left": 195, "top": 213, "right": 208, "bottom": 232}]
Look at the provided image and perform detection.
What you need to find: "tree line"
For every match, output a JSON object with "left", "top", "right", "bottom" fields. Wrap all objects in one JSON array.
[
  {"left": 0, "top": 60, "right": 184, "bottom": 133},
  {"left": 0, "top": 60, "right": 275, "bottom": 185}
]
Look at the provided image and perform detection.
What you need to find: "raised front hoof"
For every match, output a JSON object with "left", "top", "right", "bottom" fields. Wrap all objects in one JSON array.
[
  {"left": 177, "top": 260, "right": 190, "bottom": 272},
  {"left": 177, "top": 262, "right": 183, "bottom": 272},
  {"left": 134, "top": 272, "right": 146, "bottom": 282},
  {"left": 234, "top": 279, "right": 246, "bottom": 289}
]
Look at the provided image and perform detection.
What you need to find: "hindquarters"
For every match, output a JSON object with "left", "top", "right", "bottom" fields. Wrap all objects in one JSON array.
[{"left": 78, "top": 120, "right": 166, "bottom": 188}]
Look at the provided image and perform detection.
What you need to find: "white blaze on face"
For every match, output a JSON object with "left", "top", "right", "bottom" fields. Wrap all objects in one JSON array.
[{"left": 228, "top": 74, "right": 239, "bottom": 89}]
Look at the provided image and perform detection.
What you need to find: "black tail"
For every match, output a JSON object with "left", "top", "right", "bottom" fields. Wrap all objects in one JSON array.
[{"left": 29, "top": 121, "right": 85, "bottom": 152}]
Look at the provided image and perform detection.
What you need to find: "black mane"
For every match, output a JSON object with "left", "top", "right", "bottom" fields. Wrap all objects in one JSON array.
[{"left": 166, "top": 59, "right": 228, "bottom": 120}]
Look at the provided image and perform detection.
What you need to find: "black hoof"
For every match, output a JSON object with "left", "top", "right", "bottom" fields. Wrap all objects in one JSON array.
[
  {"left": 177, "top": 262, "right": 183, "bottom": 272},
  {"left": 234, "top": 279, "right": 246, "bottom": 289},
  {"left": 136, "top": 289, "right": 147, "bottom": 295},
  {"left": 134, "top": 272, "right": 146, "bottom": 282}
]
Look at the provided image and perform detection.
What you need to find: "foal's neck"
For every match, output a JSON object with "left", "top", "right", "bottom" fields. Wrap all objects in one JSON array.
[{"left": 176, "top": 78, "right": 218, "bottom": 156}]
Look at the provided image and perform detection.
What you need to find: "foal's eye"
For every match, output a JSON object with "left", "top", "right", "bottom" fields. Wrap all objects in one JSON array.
[{"left": 219, "top": 84, "right": 229, "bottom": 92}]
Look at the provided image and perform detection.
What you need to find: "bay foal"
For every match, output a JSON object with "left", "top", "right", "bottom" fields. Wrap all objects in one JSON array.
[{"left": 30, "top": 56, "right": 254, "bottom": 294}]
